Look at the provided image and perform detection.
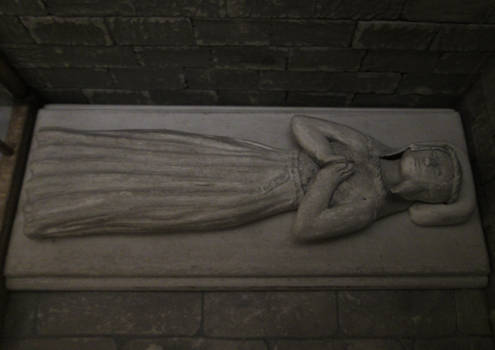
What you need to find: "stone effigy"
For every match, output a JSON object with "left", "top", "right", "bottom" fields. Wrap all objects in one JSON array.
[{"left": 24, "top": 115, "right": 474, "bottom": 241}]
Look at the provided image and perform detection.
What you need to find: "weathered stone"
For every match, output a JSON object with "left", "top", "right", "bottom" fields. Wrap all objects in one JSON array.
[
  {"left": 361, "top": 51, "right": 438, "bottom": 73},
  {"left": 0, "top": 0, "right": 45, "bottom": 15},
  {"left": 123, "top": 338, "right": 266, "bottom": 350},
  {"left": 217, "top": 90, "right": 285, "bottom": 105},
  {"left": 194, "top": 20, "right": 270, "bottom": 45},
  {"left": 290, "top": 48, "right": 364, "bottom": 71},
  {"left": 212, "top": 47, "right": 287, "bottom": 70},
  {"left": 39, "top": 89, "right": 89, "bottom": 104},
  {"left": 353, "top": 21, "right": 438, "bottom": 50},
  {"left": 36, "top": 292, "right": 201, "bottom": 335},
  {"left": 1, "top": 338, "right": 117, "bottom": 350},
  {"left": 287, "top": 92, "right": 351, "bottom": 106},
  {"left": 398, "top": 74, "right": 470, "bottom": 95},
  {"left": 272, "top": 20, "right": 355, "bottom": 46},
  {"left": 186, "top": 68, "right": 259, "bottom": 89},
  {"left": 132, "top": 0, "right": 225, "bottom": 17},
  {"left": 0, "top": 16, "right": 34, "bottom": 44},
  {"left": 14, "top": 68, "right": 48, "bottom": 88},
  {"left": 2, "top": 293, "right": 38, "bottom": 337},
  {"left": 108, "top": 17, "right": 194, "bottom": 45},
  {"left": 339, "top": 290, "right": 457, "bottom": 336},
  {"left": 44, "top": 0, "right": 134, "bottom": 15},
  {"left": 314, "top": 0, "right": 403, "bottom": 20},
  {"left": 38, "top": 68, "right": 114, "bottom": 89},
  {"left": 414, "top": 337, "right": 494, "bottom": 350},
  {"left": 481, "top": 66, "right": 495, "bottom": 119},
  {"left": 260, "top": 71, "right": 400, "bottom": 93},
  {"left": 83, "top": 89, "right": 152, "bottom": 104},
  {"left": 1, "top": 46, "right": 139, "bottom": 68},
  {"left": 149, "top": 89, "right": 218, "bottom": 105},
  {"left": 111, "top": 68, "right": 184, "bottom": 89},
  {"left": 204, "top": 292, "right": 337, "bottom": 337},
  {"left": 455, "top": 290, "right": 491, "bottom": 335},
  {"left": 136, "top": 47, "right": 212, "bottom": 68},
  {"left": 352, "top": 93, "right": 456, "bottom": 108},
  {"left": 403, "top": 0, "right": 494, "bottom": 23},
  {"left": 459, "top": 79, "right": 487, "bottom": 122},
  {"left": 21, "top": 17, "right": 112, "bottom": 45},
  {"left": 227, "top": 0, "right": 313, "bottom": 18},
  {"left": 470, "top": 110, "right": 495, "bottom": 184},
  {"left": 434, "top": 53, "right": 487, "bottom": 74},
  {"left": 431, "top": 25, "right": 495, "bottom": 51},
  {"left": 272, "top": 339, "right": 406, "bottom": 350}
]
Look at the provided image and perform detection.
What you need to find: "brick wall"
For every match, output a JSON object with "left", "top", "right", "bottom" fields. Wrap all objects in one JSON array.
[{"left": 0, "top": 0, "right": 494, "bottom": 106}]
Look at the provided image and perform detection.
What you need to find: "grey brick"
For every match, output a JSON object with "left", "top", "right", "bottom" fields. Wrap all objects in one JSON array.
[
  {"left": 21, "top": 17, "right": 112, "bottom": 45},
  {"left": 2, "top": 293, "right": 38, "bottom": 337},
  {"left": 15, "top": 68, "right": 47, "bottom": 88},
  {"left": 39, "top": 89, "right": 89, "bottom": 103},
  {"left": 398, "top": 74, "right": 470, "bottom": 95},
  {"left": 124, "top": 338, "right": 267, "bottom": 350},
  {"left": 353, "top": 21, "right": 438, "bottom": 50},
  {"left": 0, "top": 16, "right": 34, "bottom": 44},
  {"left": 111, "top": 68, "right": 184, "bottom": 89},
  {"left": 212, "top": 47, "right": 287, "bottom": 70},
  {"left": 194, "top": 20, "right": 270, "bottom": 46},
  {"left": 459, "top": 79, "right": 488, "bottom": 121},
  {"left": 187, "top": 68, "right": 259, "bottom": 89},
  {"left": 204, "top": 291, "right": 337, "bottom": 337},
  {"left": 132, "top": 0, "right": 225, "bottom": 17},
  {"left": 435, "top": 53, "right": 487, "bottom": 74},
  {"left": 44, "top": 0, "right": 134, "bottom": 15},
  {"left": 287, "top": 92, "right": 351, "bottom": 106},
  {"left": 339, "top": 290, "right": 457, "bottom": 336},
  {"left": 1, "top": 46, "right": 139, "bottom": 68},
  {"left": 290, "top": 48, "right": 365, "bottom": 71},
  {"left": 414, "top": 337, "right": 494, "bottom": 350},
  {"left": 38, "top": 68, "right": 114, "bottom": 88},
  {"left": 431, "top": 25, "right": 495, "bottom": 51},
  {"left": 314, "top": 0, "right": 403, "bottom": 20},
  {"left": 2, "top": 338, "right": 117, "bottom": 350},
  {"left": 272, "top": 20, "right": 355, "bottom": 46},
  {"left": 260, "top": 71, "right": 400, "bottom": 93},
  {"left": 455, "top": 290, "right": 491, "bottom": 335},
  {"left": 37, "top": 292, "right": 201, "bottom": 335},
  {"left": 0, "top": 0, "right": 46, "bottom": 15},
  {"left": 83, "top": 89, "right": 152, "bottom": 104},
  {"left": 227, "top": 0, "right": 313, "bottom": 18},
  {"left": 352, "top": 93, "right": 456, "bottom": 108},
  {"left": 108, "top": 17, "right": 194, "bottom": 45},
  {"left": 403, "top": 0, "right": 495, "bottom": 23},
  {"left": 149, "top": 89, "right": 218, "bottom": 105},
  {"left": 218, "top": 90, "right": 285, "bottom": 105},
  {"left": 361, "top": 51, "right": 438, "bottom": 73},
  {"left": 137, "top": 47, "right": 212, "bottom": 67},
  {"left": 482, "top": 66, "right": 495, "bottom": 122},
  {"left": 272, "top": 339, "right": 406, "bottom": 350},
  {"left": 470, "top": 110, "right": 495, "bottom": 183}
]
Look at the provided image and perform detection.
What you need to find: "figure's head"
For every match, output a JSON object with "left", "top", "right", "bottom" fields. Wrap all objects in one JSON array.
[{"left": 389, "top": 144, "right": 462, "bottom": 204}]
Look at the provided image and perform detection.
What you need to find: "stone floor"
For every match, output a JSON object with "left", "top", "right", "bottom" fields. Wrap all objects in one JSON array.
[{"left": 1, "top": 289, "right": 493, "bottom": 349}]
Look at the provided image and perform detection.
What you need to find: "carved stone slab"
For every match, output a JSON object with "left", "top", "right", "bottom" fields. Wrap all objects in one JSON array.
[{"left": 4, "top": 105, "right": 490, "bottom": 290}]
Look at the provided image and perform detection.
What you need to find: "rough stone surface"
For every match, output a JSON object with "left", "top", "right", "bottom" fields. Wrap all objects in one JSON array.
[
  {"left": 0, "top": 0, "right": 46, "bottom": 15},
  {"left": 413, "top": 337, "right": 494, "bottom": 350},
  {"left": 403, "top": 0, "right": 495, "bottom": 23},
  {"left": 36, "top": 292, "right": 201, "bottom": 335},
  {"left": 431, "top": 25, "right": 495, "bottom": 52},
  {"left": 361, "top": 51, "right": 439, "bottom": 73},
  {"left": 217, "top": 90, "right": 285, "bottom": 105},
  {"left": 194, "top": 20, "right": 270, "bottom": 46},
  {"left": 108, "top": 17, "right": 194, "bottom": 45},
  {"left": 204, "top": 292, "right": 337, "bottom": 337},
  {"left": 123, "top": 338, "right": 267, "bottom": 350},
  {"left": 272, "top": 20, "right": 355, "bottom": 46},
  {"left": 435, "top": 53, "right": 487, "bottom": 74},
  {"left": 83, "top": 89, "right": 152, "bottom": 104},
  {"left": 110, "top": 68, "right": 184, "bottom": 89},
  {"left": 398, "top": 74, "right": 470, "bottom": 96},
  {"left": 44, "top": 0, "right": 134, "bottom": 15},
  {"left": 227, "top": 0, "right": 313, "bottom": 18},
  {"left": 132, "top": 0, "right": 225, "bottom": 17},
  {"left": 186, "top": 68, "right": 259, "bottom": 89},
  {"left": 137, "top": 47, "right": 212, "bottom": 68},
  {"left": 21, "top": 17, "right": 112, "bottom": 46},
  {"left": 271, "top": 339, "right": 407, "bottom": 350},
  {"left": 212, "top": 47, "right": 287, "bottom": 70},
  {"left": 353, "top": 22, "right": 438, "bottom": 50},
  {"left": 149, "top": 89, "right": 218, "bottom": 105},
  {"left": 1, "top": 338, "right": 117, "bottom": 350},
  {"left": 1, "top": 293, "right": 38, "bottom": 337},
  {"left": 339, "top": 290, "right": 457, "bottom": 336},
  {"left": 352, "top": 93, "right": 457, "bottom": 108},
  {"left": 39, "top": 89, "right": 89, "bottom": 104},
  {"left": 287, "top": 92, "right": 351, "bottom": 106},
  {"left": 455, "top": 289, "right": 492, "bottom": 335},
  {"left": 290, "top": 48, "right": 365, "bottom": 72},
  {"left": 314, "top": 0, "right": 403, "bottom": 20},
  {"left": 0, "top": 16, "right": 34, "bottom": 44},
  {"left": 36, "top": 68, "right": 114, "bottom": 89}
]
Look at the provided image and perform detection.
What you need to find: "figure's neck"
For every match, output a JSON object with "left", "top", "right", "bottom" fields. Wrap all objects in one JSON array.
[{"left": 379, "top": 158, "right": 402, "bottom": 189}]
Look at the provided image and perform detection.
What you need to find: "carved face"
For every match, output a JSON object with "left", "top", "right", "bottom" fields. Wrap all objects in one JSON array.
[{"left": 394, "top": 149, "right": 455, "bottom": 203}]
